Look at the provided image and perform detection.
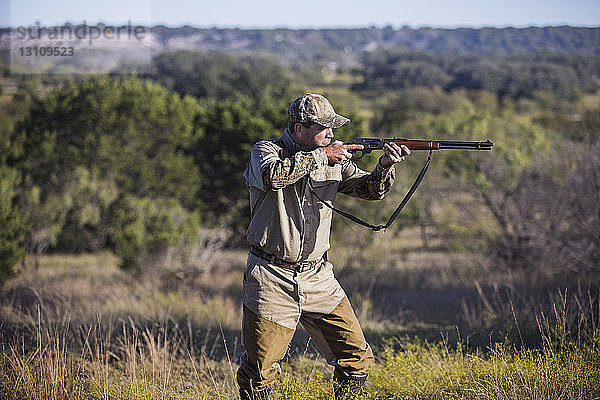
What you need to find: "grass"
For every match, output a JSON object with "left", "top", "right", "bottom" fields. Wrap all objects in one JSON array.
[
  {"left": 1, "top": 251, "right": 599, "bottom": 399},
  {"left": 368, "top": 340, "right": 600, "bottom": 399}
]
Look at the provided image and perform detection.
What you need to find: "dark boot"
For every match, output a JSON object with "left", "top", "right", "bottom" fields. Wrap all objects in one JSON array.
[
  {"left": 239, "top": 386, "right": 272, "bottom": 400},
  {"left": 333, "top": 372, "right": 368, "bottom": 399}
]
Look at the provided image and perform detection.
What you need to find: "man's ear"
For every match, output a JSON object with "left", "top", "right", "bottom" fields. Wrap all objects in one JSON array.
[
  {"left": 293, "top": 122, "right": 302, "bottom": 136},
  {"left": 291, "top": 122, "right": 305, "bottom": 143}
]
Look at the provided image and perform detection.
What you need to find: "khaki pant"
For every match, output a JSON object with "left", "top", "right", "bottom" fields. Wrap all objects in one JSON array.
[{"left": 237, "top": 254, "right": 373, "bottom": 392}]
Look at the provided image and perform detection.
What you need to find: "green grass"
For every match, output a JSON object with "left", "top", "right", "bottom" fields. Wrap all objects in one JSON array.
[
  {"left": 1, "top": 252, "right": 599, "bottom": 399},
  {"left": 368, "top": 341, "right": 600, "bottom": 399}
]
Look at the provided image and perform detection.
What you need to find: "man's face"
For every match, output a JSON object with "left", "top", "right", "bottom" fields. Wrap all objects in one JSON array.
[{"left": 295, "top": 123, "right": 334, "bottom": 147}]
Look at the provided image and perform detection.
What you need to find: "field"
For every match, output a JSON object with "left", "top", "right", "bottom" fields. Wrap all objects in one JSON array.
[{"left": 1, "top": 230, "right": 599, "bottom": 399}]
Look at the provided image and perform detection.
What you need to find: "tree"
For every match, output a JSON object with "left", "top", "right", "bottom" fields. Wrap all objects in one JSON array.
[
  {"left": 435, "top": 100, "right": 567, "bottom": 271},
  {"left": 55, "top": 166, "right": 119, "bottom": 252},
  {"left": 8, "top": 75, "right": 206, "bottom": 263},
  {"left": 108, "top": 195, "right": 200, "bottom": 274},
  {"left": 354, "top": 49, "right": 600, "bottom": 100},
  {"left": 148, "top": 50, "right": 294, "bottom": 103},
  {"left": 0, "top": 166, "right": 26, "bottom": 282},
  {"left": 193, "top": 98, "right": 287, "bottom": 232}
]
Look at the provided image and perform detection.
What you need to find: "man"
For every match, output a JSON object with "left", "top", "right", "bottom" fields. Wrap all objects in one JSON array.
[{"left": 238, "top": 93, "right": 410, "bottom": 399}]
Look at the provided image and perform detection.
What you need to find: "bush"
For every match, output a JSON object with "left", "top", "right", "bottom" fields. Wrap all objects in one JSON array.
[
  {"left": 108, "top": 195, "right": 200, "bottom": 274},
  {"left": 0, "top": 166, "right": 26, "bottom": 283}
]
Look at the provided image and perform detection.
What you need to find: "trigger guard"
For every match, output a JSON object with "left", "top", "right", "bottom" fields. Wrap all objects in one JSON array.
[{"left": 352, "top": 151, "right": 365, "bottom": 159}]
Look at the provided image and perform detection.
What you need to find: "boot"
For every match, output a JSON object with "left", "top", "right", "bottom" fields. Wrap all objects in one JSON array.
[
  {"left": 239, "top": 386, "right": 272, "bottom": 400},
  {"left": 333, "top": 372, "right": 368, "bottom": 399}
]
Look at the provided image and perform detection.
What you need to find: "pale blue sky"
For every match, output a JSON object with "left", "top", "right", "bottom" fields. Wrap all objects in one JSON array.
[{"left": 1, "top": 0, "right": 599, "bottom": 28}]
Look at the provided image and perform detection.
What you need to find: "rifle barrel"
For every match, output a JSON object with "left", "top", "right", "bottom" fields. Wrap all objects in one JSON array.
[
  {"left": 382, "top": 138, "right": 493, "bottom": 150},
  {"left": 436, "top": 139, "right": 493, "bottom": 150}
]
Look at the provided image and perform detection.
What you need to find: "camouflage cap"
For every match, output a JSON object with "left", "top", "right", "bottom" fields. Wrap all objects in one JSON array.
[{"left": 288, "top": 93, "right": 350, "bottom": 129}]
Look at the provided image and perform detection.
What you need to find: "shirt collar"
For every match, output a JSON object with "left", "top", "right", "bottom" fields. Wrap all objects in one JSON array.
[{"left": 281, "top": 128, "right": 301, "bottom": 149}]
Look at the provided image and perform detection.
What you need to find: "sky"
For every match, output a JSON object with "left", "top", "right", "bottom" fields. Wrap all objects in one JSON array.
[{"left": 1, "top": 0, "right": 599, "bottom": 29}]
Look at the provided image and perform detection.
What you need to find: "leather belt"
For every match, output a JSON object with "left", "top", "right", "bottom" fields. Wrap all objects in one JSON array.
[{"left": 250, "top": 246, "right": 323, "bottom": 273}]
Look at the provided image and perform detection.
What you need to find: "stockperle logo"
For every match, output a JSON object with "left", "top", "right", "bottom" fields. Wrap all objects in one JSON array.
[{"left": 8, "top": 20, "right": 151, "bottom": 75}]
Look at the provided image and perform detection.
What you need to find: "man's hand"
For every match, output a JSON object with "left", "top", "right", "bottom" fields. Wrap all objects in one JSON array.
[
  {"left": 323, "top": 141, "right": 364, "bottom": 165},
  {"left": 380, "top": 142, "right": 410, "bottom": 168}
]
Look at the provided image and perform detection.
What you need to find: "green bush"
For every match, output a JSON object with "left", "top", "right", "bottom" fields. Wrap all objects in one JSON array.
[
  {"left": 109, "top": 195, "right": 200, "bottom": 274},
  {"left": 0, "top": 166, "right": 26, "bottom": 283}
]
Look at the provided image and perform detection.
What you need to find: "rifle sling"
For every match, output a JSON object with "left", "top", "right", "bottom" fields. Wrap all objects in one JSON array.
[{"left": 307, "top": 150, "right": 433, "bottom": 232}]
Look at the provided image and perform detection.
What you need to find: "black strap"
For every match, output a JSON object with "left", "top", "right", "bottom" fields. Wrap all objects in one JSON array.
[{"left": 307, "top": 150, "right": 433, "bottom": 232}]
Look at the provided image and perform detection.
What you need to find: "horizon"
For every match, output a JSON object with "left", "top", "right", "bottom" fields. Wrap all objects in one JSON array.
[
  {"left": 1, "top": 0, "right": 599, "bottom": 30},
  {"left": 3, "top": 22, "right": 599, "bottom": 30}
]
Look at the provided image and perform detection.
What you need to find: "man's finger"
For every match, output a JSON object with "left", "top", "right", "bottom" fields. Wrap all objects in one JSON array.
[
  {"left": 344, "top": 144, "right": 365, "bottom": 151},
  {"left": 385, "top": 142, "right": 409, "bottom": 155},
  {"left": 341, "top": 149, "right": 354, "bottom": 158}
]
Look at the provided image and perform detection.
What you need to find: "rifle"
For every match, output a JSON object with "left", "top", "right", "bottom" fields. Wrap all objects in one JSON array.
[
  {"left": 280, "top": 138, "right": 493, "bottom": 159},
  {"left": 350, "top": 138, "right": 493, "bottom": 158},
  {"left": 302, "top": 137, "right": 494, "bottom": 232}
]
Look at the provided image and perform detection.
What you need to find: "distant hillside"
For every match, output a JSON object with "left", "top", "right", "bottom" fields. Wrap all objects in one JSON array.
[
  {"left": 1, "top": 25, "right": 599, "bottom": 72},
  {"left": 150, "top": 25, "right": 600, "bottom": 64}
]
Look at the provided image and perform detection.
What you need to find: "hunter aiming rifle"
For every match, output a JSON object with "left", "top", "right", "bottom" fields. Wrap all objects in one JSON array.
[{"left": 293, "top": 137, "right": 494, "bottom": 232}]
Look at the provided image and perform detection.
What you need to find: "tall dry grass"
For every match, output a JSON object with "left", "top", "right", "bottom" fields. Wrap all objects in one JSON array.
[
  {"left": 1, "top": 251, "right": 599, "bottom": 399},
  {"left": 0, "top": 251, "right": 244, "bottom": 399},
  {"left": 1, "top": 306, "right": 239, "bottom": 399},
  {"left": 2, "top": 296, "right": 598, "bottom": 399}
]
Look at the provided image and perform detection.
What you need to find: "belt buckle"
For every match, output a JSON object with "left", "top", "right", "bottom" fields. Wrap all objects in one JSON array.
[
  {"left": 296, "top": 259, "right": 319, "bottom": 272},
  {"left": 294, "top": 263, "right": 306, "bottom": 272}
]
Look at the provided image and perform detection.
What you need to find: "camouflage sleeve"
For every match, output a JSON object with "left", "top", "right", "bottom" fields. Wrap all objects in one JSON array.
[
  {"left": 338, "top": 160, "right": 395, "bottom": 200},
  {"left": 264, "top": 150, "right": 325, "bottom": 190},
  {"left": 244, "top": 140, "right": 328, "bottom": 191}
]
